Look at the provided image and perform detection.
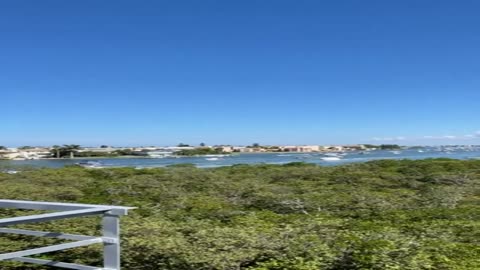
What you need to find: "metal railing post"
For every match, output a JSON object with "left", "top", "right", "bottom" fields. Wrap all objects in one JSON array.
[
  {"left": 0, "top": 199, "right": 134, "bottom": 270},
  {"left": 102, "top": 214, "right": 121, "bottom": 270}
]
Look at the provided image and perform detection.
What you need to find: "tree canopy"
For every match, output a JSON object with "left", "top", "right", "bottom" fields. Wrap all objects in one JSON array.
[
  {"left": 0, "top": 159, "right": 479, "bottom": 269},
  {"left": 50, "top": 144, "right": 82, "bottom": 158}
]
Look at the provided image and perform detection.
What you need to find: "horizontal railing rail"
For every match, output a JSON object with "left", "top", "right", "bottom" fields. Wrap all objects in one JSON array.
[{"left": 0, "top": 199, "right": 134, "bottom": 270}]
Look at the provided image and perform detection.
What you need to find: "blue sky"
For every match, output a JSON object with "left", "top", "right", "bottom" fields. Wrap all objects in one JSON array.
[{"left": 1, "top": 1, "right": 480, "bottom": 146}]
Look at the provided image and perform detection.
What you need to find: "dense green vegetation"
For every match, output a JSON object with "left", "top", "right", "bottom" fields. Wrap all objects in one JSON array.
[
  {"left": 112, "top": 149, "right": 149, "bottom": 156},
  {"left": 0, "top": 159, "right": 479, "bottom": 269},
  {"left": 175, "top": 147, "right": 229, "bottom": 156},
  {"left": 72, "top": 151, "right": 120, "bottom": 157}
]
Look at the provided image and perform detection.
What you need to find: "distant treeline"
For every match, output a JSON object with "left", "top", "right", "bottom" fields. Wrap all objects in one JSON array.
[
  {"left": 363, "top": 144, "right": 402, "bottom": 149},
  {"left": 174, "top": 147, "right": 229, "bottom": 156}
]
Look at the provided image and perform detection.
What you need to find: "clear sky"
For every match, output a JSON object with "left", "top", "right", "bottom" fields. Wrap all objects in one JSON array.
[{"left": 1, "top": 1, "right": 480, "bottom": 146}]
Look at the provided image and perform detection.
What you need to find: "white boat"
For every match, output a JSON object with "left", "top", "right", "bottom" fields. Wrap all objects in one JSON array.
[
  {"left": 148, "top": 151, "right": 173, "bottom": 158},
  {"left": 75, "top": 161, "right": 103, "bottom": 168},
  {"left": 295, "top": 154, "right": 312, "bottom": 159},
  {"left": 205, "top": 157, "right": 220, "bottom": 161},
  {"left": 324, "top": 153, "right": 342, "bottom": 157},
  {"left": 321, "top": 157, "right": 341, "bottom": 161},
  {"left": 390, "top": 151, "right": 402, "bottom": 155}
]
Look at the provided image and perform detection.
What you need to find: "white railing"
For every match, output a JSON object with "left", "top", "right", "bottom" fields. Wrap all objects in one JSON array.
[{"left": 0, "top": 200, "right": 134, "bottom": 270}]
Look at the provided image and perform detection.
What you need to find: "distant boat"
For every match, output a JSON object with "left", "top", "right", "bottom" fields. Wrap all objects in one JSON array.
[
  {"left": 75, "top": 161, "right": 103, "bottom": 168},
  {"left": 295, "top": 154, "right": 312, "bottom": 159},
  {"left": 324, "top": 153, "right": 342, "bottom": 157},
  {"left": 2, "top": 170, "right": 18, "bottom": 174},
  {"left": 390, "top": 151, "right": 402, "bottom": 155},
  {"left": 148, "top": 151, "right": 173, "bottom": 158},
  {"left": 417, "top": 150, "right": 424, "bottom": 153},
  {"left": 321, "top": 157, "right": 341, "bottom": 161},
  {"left": 205, "top": 157, "right": 220, "bottom": 161}
]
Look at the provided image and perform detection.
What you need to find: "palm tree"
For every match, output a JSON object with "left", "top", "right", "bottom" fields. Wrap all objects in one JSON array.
[
  {"left": 63, "top": 144, "right": 81, "bottom": 158},
  {"left": 177, "top": 143, "right": 190, "bottom": 147},
  {"left": 51, "top": 145, "right": 61, "bottom": 158},
  {"left": 51, "top": 145, "right": 81, "bottom": 158}
]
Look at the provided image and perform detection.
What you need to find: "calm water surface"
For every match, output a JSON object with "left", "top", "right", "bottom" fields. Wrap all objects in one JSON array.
[{"left": 2, "top": 148, "right": 480, "bottom": 169}]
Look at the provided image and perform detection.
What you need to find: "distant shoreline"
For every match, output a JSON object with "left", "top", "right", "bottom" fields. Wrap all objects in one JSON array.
[
  {"left": 7, "top": 151, "right": 329, "bottom": 161},
  {"left": 2, "top": 148, "right": 479, "bottom": 170}
]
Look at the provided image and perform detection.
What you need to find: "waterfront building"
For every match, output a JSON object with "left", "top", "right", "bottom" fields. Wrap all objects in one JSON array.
[
  {"left": 211, "top": 145, "right": 235, "bottom": 153},
  {"left": 280, "top": 145, "right": 322, "bottom": 152},
  {"left": 0, "top": 147, "right": 52, "bottom": 160}
]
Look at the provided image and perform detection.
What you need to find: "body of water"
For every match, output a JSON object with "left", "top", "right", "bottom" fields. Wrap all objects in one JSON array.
[{"left": 2, "top": 148, "right": 480, "bottom": 169}]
